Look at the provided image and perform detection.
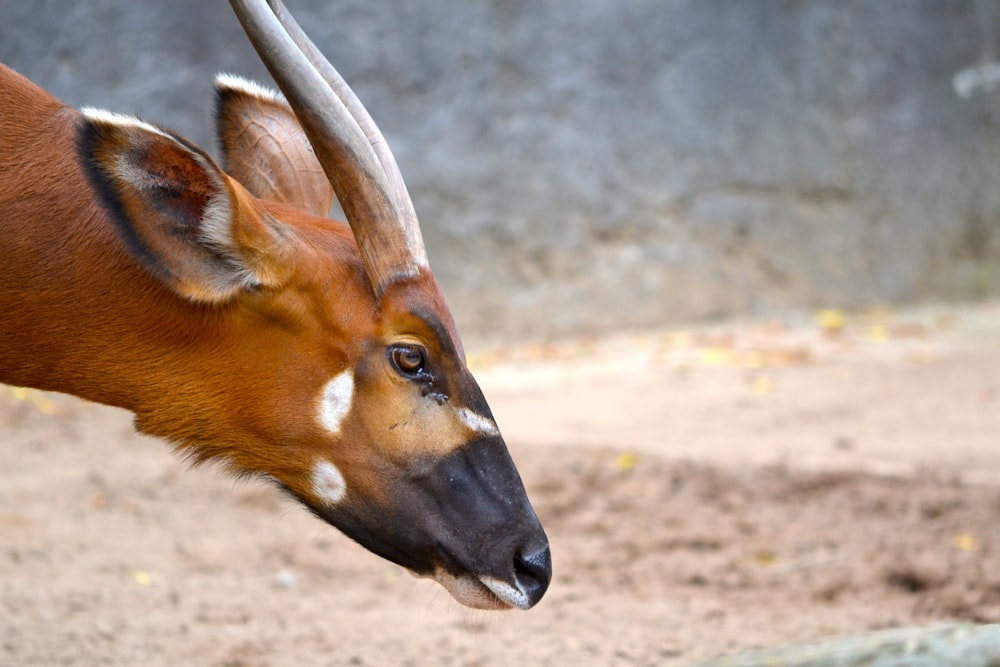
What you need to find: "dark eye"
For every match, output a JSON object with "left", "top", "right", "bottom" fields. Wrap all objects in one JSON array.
[{"left": 389, "top": 345, "right": 428, "bottom": 379}]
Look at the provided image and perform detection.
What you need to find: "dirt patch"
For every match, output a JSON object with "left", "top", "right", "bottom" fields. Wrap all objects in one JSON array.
[{"left": 2, "top": 304, "right": 999, "bottom": 666}]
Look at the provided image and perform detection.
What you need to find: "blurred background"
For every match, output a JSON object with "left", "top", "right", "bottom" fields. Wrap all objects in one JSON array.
[
  {"left": 5, "top": 4, "right": 1000, "bottom": 665},
  {"left": 3, "top": 0, "right": 999, "bottom": 345}
]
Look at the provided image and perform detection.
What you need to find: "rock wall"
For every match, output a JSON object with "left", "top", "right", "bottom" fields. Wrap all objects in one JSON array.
[{"left": 3, "top": 1, "right": 999, "bottom": 342}]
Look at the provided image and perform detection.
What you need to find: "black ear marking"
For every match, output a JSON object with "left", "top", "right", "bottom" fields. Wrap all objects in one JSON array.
[{"left": 77, "top": 114, "right": 173, "bottom": 285}]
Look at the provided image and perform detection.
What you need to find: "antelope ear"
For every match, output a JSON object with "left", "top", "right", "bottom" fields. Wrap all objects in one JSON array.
[
  {"left": 215, "top": 73, "right": 335, "bottom": 218},
  {"left": 78, "top": 108, "right": 294, "bottom": 303}
]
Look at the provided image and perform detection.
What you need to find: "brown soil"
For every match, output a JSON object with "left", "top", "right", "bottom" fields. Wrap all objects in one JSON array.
[{"left": 2, "top": 304, "right": 999, "bottom": 666}]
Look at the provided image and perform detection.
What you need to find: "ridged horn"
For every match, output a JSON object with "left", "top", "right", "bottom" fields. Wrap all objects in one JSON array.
[{"left": 229, "top": 0, "right": 428, "bottom": 295}]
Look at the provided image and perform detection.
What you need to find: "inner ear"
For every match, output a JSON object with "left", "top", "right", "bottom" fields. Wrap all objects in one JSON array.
[
  {"left": 79, "top": 108, "right": 289, "bottom": 303},
  {"left": 215, "top": 73, "right": 335, "bottom": 218}
]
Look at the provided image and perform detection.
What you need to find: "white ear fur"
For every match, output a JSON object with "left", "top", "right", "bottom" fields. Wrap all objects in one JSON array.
[{"left": 215, "top": 73, "right": 286, "bottom": 105}]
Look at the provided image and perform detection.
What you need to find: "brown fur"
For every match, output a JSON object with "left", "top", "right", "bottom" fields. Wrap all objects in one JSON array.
[{"left": 0, "top": 62, "right": 368, "bottom": 479}]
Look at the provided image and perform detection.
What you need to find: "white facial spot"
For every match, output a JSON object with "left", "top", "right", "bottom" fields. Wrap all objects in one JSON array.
[
  {"left": 311, "top": 459, "right": 347, "bottom": 506},
  {"left": 456, "top": 407, "right": 500, "bottom": 437},
  {"left": 319, "top": 369, "right": 355, "bottom": 434}
]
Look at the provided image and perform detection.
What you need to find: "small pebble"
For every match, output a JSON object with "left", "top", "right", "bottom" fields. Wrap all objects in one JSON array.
[{"left": 274, "top": 569, "right": 297, "bottom": 589}]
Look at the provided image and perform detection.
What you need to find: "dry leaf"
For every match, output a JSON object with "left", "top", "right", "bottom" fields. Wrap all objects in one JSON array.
[
  {"left": 867, "top": 324, "right": 889, "bottom": 342},
  {"left": 750, "top": 374, "right": 774, "bottom": 395},
  {"left": 954, "top": 534, "right": 976, "bottom": 552},
  {"left": 614, "top": 452, "right": 638, "bottom": 471},
  {"left": 816, "top": 309, "right": 845, "bottom": 331}
]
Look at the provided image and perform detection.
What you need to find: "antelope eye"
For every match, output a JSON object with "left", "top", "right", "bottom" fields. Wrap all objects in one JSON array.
[{"left": 389, "top": 345, "right": 428, "bottom": 378}]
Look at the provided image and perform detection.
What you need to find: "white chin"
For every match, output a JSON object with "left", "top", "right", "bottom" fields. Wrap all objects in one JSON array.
[{"left": 429, "top": 569, "right": 528, "bottom": 610}]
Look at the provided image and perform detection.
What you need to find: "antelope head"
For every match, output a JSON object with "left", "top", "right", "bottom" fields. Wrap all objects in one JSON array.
[{"left": 74, "top": 0, "right": 550, "bottom": 609}]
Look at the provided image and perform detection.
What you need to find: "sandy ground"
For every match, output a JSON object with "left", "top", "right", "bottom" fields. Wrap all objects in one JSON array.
[{"left": 2, "top": 303, "right": 999, "bottom": 666}]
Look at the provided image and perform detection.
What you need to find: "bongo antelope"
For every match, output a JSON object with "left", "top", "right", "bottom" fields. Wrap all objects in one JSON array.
[{"left": 0, "top": 0, "right": 550, "bottom": 610}]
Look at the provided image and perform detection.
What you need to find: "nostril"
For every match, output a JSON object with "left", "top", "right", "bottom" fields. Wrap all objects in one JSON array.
[{"left": 513, "top": 544, "right": 552, "bottom": 606}]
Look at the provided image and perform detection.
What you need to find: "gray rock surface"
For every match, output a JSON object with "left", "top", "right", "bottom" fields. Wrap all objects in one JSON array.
[
  {"left": 690, "top": 623, "right": 1000, "bottom": 667},
  {"left": 3, "top": 1, "right": 999, "bottom": 342}
]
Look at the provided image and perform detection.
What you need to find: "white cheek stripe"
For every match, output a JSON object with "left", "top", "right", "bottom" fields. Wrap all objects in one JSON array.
[
  {"left": 319, "top": 369, "right": 355, "bottom": 434},
  {"left": 456, "top": 407, "right": 500, "bottom": 437},
  {"left": 311, "top": 460, "right": 347, "bottom": 505}
]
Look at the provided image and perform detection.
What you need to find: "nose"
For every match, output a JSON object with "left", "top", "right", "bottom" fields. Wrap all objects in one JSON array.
[
  {"left": 513, "top": 541, "right": 552, "bottom": 607},
  {"left": 413, "top": 434, "right": 553, "bottom": 608},
  {"left": 478, "top": 532, "right": 551, "bottom": 609}
]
